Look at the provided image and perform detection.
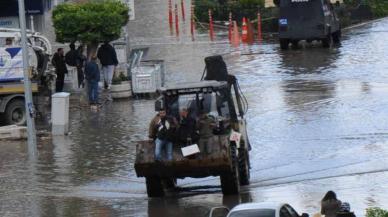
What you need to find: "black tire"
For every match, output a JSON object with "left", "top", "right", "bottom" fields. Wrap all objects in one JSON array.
[
  {"left": 238, "top": 149, "right": 250, "bottom": 186},
  {"left": 163, "top": 178, "right": 177, "bottom": 189},
  {"left": 322, "top": 34, "right": 333, "bottom": 48},
  {"left": 145, "top": 177, "right": 164, "bottom": 197},
  {"left": 280, "top": 39, "right": 289, "bottom": 50},
  {"left": 291, "top": 40, "right": 299, "bottom": 49},
  {"left": 332, "top": 29, "right": 341, "bottom": 44},
  {"left": 4, "top": 99, "right": 26, "bottom": 126},
  {"left": 220, "top": 144, "right": 240, "bottom": 195}
]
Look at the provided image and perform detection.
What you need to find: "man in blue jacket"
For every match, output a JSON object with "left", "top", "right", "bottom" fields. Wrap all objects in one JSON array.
[{"left": 85, "top": 55, "right": 100, "bottom": 105}]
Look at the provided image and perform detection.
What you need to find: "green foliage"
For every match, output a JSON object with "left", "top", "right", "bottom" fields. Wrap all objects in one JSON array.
[
  {"left": 194, "top": 0, "right": 265, "bottom": 22},
  {"left": 368, "top": 0, "right": 388, "bottom": 17},
  {"left": 52, "top": 0, "right": 129, "bottom": 44},
  {"left": 112, "top": 71, "right": 129, "bottom": 85},
  {"left": 366, "top": 208, "right": 388, "bottom": 217}
]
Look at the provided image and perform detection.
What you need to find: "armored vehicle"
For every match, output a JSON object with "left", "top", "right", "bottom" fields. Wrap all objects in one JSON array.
[
  {"left": 275, "top": 0, "right": 341, "bottom": 49},
  {"left": 134, "top": 56, "right": 251, "bottom": 197}
]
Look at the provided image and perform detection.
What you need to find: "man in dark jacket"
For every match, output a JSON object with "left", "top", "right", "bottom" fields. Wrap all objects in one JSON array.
[
  {"left": 149, "top": 109, "right": 176, "bottom": 161},
  {"left": 52, "top": 48, "right": 68, "bottom": 92},
  {"left": 97, "top": 41, "right": 118, "bottom": 90},
  {"left": 85, "top": 55, "right": 100, "bottom": 105},
  {"left": 177, "top": 108, "right": 198, "bottom": 146},
  {"left": 76, "top": 45, "right": 86, "bottom": 88}
]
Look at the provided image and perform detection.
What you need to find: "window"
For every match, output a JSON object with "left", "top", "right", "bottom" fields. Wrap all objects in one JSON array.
[
  {"left": 229, "top": 209, "right": 276, "bottom": 217},
  {"left": 285, "top": 205, "right": 300, "bottom": 217},
  {"left": 280, "top": 207, "right": 292, "bottom": 217}
]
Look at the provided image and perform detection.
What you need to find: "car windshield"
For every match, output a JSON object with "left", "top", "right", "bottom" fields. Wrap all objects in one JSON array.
[{"left": 229, "top": 209, "right": 276, "bottom": 217}]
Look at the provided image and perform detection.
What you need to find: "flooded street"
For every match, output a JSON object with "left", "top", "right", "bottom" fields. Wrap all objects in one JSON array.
[{"left": 1, "top": 15, "right": 388, "bottom": 217}]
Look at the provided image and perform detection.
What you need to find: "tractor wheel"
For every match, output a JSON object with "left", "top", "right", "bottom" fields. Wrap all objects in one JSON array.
[
  {"left": 322, "top": 34, "right": 333, "bottom": 48},
  {"left": 280, "top": 39, "right": 289, "bottom": 50},
  {"left": 332, "top": 29, "right": 341, "bottom": 44},
  {"left": 220, "top": 145, "right": 240, "bottom": 195},
  {"left": 239, "top": 149, "right": 251, "bottom": 186},
  {"left": 5, "top": 99, "right": 26, "bottom": 126},
  {"left": 291, "top": 40, "right": 299, "bottom": 49},
  {"left": 163, "top": 178, "right": 177, "bottom": 189},
  {"left": 145, "top": 176, "right": 164, "bottom": 197}
]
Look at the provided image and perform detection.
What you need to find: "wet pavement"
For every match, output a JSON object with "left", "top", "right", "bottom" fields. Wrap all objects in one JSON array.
[{"left": 1, "top": 17, "right": 388, "bottom": 217}]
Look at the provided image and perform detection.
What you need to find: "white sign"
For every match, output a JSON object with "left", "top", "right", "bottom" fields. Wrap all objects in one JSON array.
[
  {"left": 181, "top": 144, "right": 200, "bottom": 157},
  {"left": 0, "top": 17, "right": 20, "bottom": 28},
  {"left": 0, "top": 47, "right": 24, "bottom": 82},
  {"left": 230, "top": 130, "right": 242, "bottom": 147}
]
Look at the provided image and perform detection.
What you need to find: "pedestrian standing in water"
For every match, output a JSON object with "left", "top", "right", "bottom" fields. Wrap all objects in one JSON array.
[
  {"left": 97, "top": 41, "right": 118, "bottom": 90},
  {"left": 321, "top": 191, "right": 342, "bottom": 217},
  {"left": 84, "top": 55, "right": 100, "bottom": 106},
  {"left": 52, "top": 48, "right": 68, "bottom": 92}
]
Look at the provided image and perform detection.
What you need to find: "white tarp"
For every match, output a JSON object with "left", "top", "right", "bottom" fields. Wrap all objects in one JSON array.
[{"left": 0, "top": 47, "right": 23, "bottom": 81}]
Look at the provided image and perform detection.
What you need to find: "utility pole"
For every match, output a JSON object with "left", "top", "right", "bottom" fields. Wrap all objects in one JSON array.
[{"left": 18, "top": 0, "right": 38, "bottom": 158}]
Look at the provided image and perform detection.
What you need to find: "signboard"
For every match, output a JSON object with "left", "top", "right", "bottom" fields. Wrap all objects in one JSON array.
[
  {"left": 0, "top": 17, "right": 20, "bottom": 28},
  {"left": 0, "top": 47, "right": 24, "bottom": 82},
  {"left": 181, "top": 144, "right": 200, "bottom": 157},
  {"left": 0, "top": 0, "right": 44, "bottom": 17}
]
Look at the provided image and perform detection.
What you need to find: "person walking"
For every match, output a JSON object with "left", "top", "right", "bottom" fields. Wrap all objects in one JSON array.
[
  {"left": 76, "top": 45, "right": 86, "bottom": 88},
  {"left": 84, "top": 55, "right": 100, "bottom": 105},
  {"left": 321, "top": 191, "right": 342, "bottom": 217},
  {"left": 52, "top": 48, "right": 68, "bottom": 92},
  {"left": 97, "top": 41, "right": 118, "bottom": 90},
  {"left": 149, "top": 109, "right": 176, "bottom": 161}
]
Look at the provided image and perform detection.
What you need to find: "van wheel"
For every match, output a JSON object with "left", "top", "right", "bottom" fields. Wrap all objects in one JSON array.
[
  {"left": 332, "top": 30, "right": 341, "bottom": 44},
  {"left": 145, "top": 176, "right": 165, "bottom": 197},
  {"left": 291, "top": 40, "right": 299, "bottom": 49},
  {"left": 163, "top": 178, "right": 177, "bottom": 189},
  {"left": 280, "top": 39, "right": 289, "bottom": 50},
  {"left": 322, "top": 34, "right": 333, "bottom": 48},
  {"left": 239, "top": 149, "right": 250, "bottom": 186},
  {"left": 220, "top": 144, "right": 240, "bottom": 195},
  {"left": 5, "top": 99, "right": 26, "bottom": 126}
]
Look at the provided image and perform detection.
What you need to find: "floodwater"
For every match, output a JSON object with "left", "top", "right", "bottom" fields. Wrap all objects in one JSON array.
[{"left": 1, "top": 15, "right": 388, "bottom": 217}]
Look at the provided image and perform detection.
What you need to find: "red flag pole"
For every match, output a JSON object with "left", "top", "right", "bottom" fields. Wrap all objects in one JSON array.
[
  {"left": 228, "top": 12, "right": 232, "bottom": 42},
  {"left": 175, "top": 4, "right": 180, "bottom": 37},
  {"left": 257, "top": 12, "right": 262, "bottom": 42},
  {"left": 191, "top": 4, "right": 195, "bottom": 41},
  {"left": 181, "top": 0, "right": 186, "bottom": 22},
  {"left": 208, "top": 9, "right": 214, "bottom": 41}
]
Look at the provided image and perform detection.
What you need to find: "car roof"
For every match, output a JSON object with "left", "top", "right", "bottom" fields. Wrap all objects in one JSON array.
[
  {"left": 230, "top": 202, "right": 287, "bottom": 212},
  {"left": 158, "top": 80, "right": 228, "bottom": 93}
]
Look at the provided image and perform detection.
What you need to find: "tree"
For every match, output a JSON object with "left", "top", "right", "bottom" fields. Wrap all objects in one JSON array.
[{"left": 52, "top": 0, "right": 129, "bottom": 58}]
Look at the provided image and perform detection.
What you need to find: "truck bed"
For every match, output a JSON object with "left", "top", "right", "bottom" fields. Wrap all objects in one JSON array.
[{"left": 134, "top": 135, "right": 232, "bottom": 178}]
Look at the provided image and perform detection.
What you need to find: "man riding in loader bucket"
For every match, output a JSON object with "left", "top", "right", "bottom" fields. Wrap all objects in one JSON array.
[{"left": 134, "top": 55, "right": 251, "bottom": 197}]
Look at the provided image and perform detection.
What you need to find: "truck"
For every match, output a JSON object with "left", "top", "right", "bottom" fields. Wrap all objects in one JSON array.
[
  {"left": 134, "top": 55, "right": 251, "bottom": 197},
  {"left": 275, "top": 0, "right": 341, "bottom": 49},
  {"left": 0, "top": 28, "right": 54, "bottom": 125}
]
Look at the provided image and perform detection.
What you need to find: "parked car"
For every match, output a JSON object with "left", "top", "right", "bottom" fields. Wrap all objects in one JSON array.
[{"left": 222, "top": 202, "right": 309, "bottom": 217}]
